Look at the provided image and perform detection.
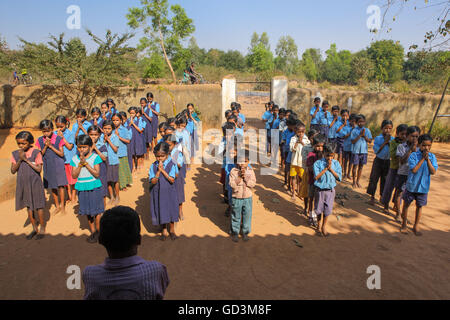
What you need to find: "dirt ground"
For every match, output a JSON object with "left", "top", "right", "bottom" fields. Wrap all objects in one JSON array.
[{"left": 0, "top": 97, "right": 449, "bottom": 300}]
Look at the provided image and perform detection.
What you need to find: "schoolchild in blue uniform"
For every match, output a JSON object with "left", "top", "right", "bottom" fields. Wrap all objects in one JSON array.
[
  {"left": 350, "top": 114, "right": 372, "bottom": 188},
  {"left": 400, "top": 134, "right": 438, "bottom": 236}
]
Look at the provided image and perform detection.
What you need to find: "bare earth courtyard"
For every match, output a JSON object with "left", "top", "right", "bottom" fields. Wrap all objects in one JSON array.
[{"left": 0, "top": 99, "right": 449, "bottom": 300}]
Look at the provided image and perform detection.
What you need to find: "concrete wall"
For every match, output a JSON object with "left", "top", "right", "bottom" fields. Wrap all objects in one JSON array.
[
  {"left": 288, "top": 87, "right": 450, "bottom": 128},
  {"left": 0, "top": 84, "right": 222, "bottom": 129}
]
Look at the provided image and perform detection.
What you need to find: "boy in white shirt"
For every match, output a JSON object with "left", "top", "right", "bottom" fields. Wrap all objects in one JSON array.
[{"left": 289, "top": 122, "right": 310, "bottom": 201}]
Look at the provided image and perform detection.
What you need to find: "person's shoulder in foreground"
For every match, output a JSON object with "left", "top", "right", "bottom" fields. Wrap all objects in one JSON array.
[{"left": 83, "top": 206, "right": 169, "bottom": 300}]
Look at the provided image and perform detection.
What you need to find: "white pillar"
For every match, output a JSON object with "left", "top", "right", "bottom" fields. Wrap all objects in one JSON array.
[
  {"left": 271, "top": 76, "right": 288, "bottom": 109},
  {"left": 222, "top": 77, "right": 236, "bottom": 122}
]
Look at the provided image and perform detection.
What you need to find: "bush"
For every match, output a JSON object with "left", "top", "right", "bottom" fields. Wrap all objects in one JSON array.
[
  {"left": 391, "top": 80, "right": 411, "bottom": 93},
  {"left": 426, "top": 120, "right": 450, "bottom": 142}
]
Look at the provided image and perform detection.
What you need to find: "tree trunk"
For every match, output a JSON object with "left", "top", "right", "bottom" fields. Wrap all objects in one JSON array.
[{"left": 159, "top": 24, "right": 177, "bottom": 84}]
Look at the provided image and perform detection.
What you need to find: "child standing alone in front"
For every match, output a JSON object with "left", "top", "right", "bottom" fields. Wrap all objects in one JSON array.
[
  {"left": 11, "top": 131, "right": 46, "bottom": 240},
  {"left": 71, "top": 135, "right": 104, "bottom": 243},
  {"left": 313, "top": 143, "right": 342, "bottom": 237},
  {"left": 400, "top": 134, "right": 438, "bottom": 236},
  {"left": 228, "top": 150, "right": 256, "bottom": 242}
]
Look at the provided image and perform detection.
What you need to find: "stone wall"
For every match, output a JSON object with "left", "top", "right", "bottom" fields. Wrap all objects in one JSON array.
[
  {"left": 0, "top": 84, "right": 222, "bottom": 129},
  {"left": 288, "top": 87, "right": 450, "bottom": 128}
]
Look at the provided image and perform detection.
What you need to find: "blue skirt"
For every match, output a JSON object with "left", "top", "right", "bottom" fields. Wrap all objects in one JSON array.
[
  {"left": 175, "top": 175, "right": 185, "bottom": 204},
  {"left": 78, "top": 187, "right": 104, "bottom": 216}
]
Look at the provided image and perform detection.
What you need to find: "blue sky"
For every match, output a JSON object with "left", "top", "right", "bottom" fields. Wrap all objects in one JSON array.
[{"left": 0, "top": 0, "right": 442, "bottom": 56}]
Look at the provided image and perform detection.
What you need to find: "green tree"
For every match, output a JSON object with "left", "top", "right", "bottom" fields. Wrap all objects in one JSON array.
[
  {"left": 249, "top": 32, "right": 270, "bottom": 52},
  {"left": 300, "top": 48, "right": 322, "bottom": 81},
  {"left": 321, "top": 43, "right": 352, "bottom": 83},
  {"left": 140, "top": 53, "right": 166, "bottom": 79},
  {"left": 204, "top": 49, "right": 223, "bottom": 67},
  {"left": 367, "top": 40, "right": 404, "bottom": 83},
  {"left": 218, "top": 50, "right": 246, "bottom": 71},
  {"left": 188, "top": 37, "right": 206, "bottom": 64},
  {"left": 247, "top": 43, "right": 274, "bottom": 72},
  {"left": 127, "top": 0, "right": 195, "bottom": 83},
  {"left": 403, "top": 50, "right": 450, "bottom": 84},
  {"left": 275, "top": 35, "right": 299, "bottom": 75},
  {"left": 16, "top": 31, "right": 135, "bottom": 115},
  {"left": 350, "top": 50, "right": 375, "bottom": 84}
]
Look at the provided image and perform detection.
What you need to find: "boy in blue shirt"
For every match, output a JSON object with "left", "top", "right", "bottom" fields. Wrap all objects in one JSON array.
[
  {"left": 400, "top": 134, "right": 438, "bottom": 236},
  {"left": 309, "top": 97, "right": 322, "bottom": 132},
  {"left": 318, "top": 100, "right": 333, "bottom": 138},
  {"left": 313, "top": 143, "right": 342, "bottom": 237},
  {"left": 328, "top": 105, "right": 342, "bottom": 143},
  {"left": 334, "top": 109, "right": 349, "bottom": 166},
  {"left": 367, "top": 120, "right": 394, "bottom": 205},
  {"left": 350, "top": 114, "right": 372, "bottom": 188}
]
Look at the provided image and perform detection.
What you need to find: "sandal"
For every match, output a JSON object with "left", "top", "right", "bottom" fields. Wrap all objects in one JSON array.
[
  {"left": 159, "top": 234, "right": 167, "bottom": 241},
  {"left": 26, "top": 230, "right": 37, "bottom": 240},
  {"left": 169, "top": 233, "right": 178, "bottom": 241}
]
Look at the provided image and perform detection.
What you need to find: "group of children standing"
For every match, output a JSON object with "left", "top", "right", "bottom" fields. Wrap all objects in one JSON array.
[
  {"left": 11, "top": 94, "right": 202, "bottom": 243},
  {"left": 271, "top": 96, "right": 438, "bottom": 236}
]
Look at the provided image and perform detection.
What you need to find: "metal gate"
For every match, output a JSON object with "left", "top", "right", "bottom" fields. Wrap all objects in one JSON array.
[{"left": 235, "top": 81, "right": 272, "bottom": 100}]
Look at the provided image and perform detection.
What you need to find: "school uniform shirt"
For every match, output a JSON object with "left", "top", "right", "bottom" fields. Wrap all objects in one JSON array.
[
  {"left": 149, "top": 102, "right": 160, "bottom": 115},
  {"left": 54, "top": 129, "right": 75, "bottom": 164},
  {"left": 342, "top": 125, "right": 355, "bottom": 152},
  {"left": 101, "top": 133, "right": 120, "bottom": 165},
  {"left": 262, "top": 111, "right": 272, "bottom": 129},
  {"left": 318, "top": 111, "right": 333, "bottom": 126},
  {"left": 175, "top": 129, "right": 191, "bottom": 155},
  {"left": 148, "top": 157, "right": 178, "bottom": 180},
  {"left": 313, "top": 158, "right": 342, "bottom": 190},
  {"left": 70, "top": 153, "right": 103, "bottom": 191},
  {"left": 134, "top": 116, "right": 147, "bottom": 131},
  {"left": 310, "top": 106, "right": 322, "bottom": 125},
  {"left": 405, "top": 150, "right": 438, "bottom": 194},
  {"left": 90, "top": 118, "right": 104, "bottom": 128},
  {"left": 238, "top": 113, "right": 246, "bottom": 124},
  {"left": 266, "top": 113, "right": 279, "bottom": 130},
  {"left": 373, "top": 134, "right": 394, "bottom": 160},
  {"left": 290, "top": 135, "right": 311, "bottom": 167},
  {"left": 271, "top": 116, "right": 280, "bottom": 130},
  {"left": 116, "top": 125, "right": 132, "bottom": 158},
  {"left": 329, "top": 119, "right": 343, "bottom": 139},
  {"left": 72, "top": 120, "right": 92, "bottom": 137},
  {"left": 350, "top": 127, "right": 372, "bottom": 154}
]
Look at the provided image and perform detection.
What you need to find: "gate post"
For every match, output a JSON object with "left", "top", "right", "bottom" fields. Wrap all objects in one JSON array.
[
  {"left": 222, "top": 76, "right": 236, "bottom": 122},
  {"left": 271, "top": 76, "right": 288, "bottom": 109}
]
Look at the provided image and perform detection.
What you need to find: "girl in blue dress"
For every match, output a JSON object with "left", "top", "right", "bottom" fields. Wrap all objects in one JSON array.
[
  {"left": 128, "top": 106, "right": 147, "bottom": 172},
  {"left": 149, "top": 142, "right": 179, "bottom": 241},
  {"left": 71, "top": 134, "right": 104, "bottom": 243},
  {"left": 147, "top": 92, "right": 161, "bottom": 150},
  {"left": 141, "top": 97, "right": 153, "bottom": 157},
  {"left": 88, "top": 126, "right": 108, "bottom": 208}
]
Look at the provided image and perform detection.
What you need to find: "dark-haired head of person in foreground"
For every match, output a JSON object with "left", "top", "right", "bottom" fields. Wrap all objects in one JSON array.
[{"left": 82, "top": 206, "right": 169, "bottom": 300}]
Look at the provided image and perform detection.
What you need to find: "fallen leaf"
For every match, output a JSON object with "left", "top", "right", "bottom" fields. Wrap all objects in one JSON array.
[{"left": 272, "top": 198, "right": 280, "bottom": 203}]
